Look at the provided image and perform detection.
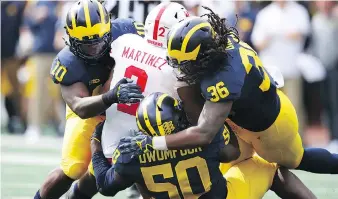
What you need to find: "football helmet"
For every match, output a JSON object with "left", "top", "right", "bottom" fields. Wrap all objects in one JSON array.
[
  {"left": 166, "top": 16, "right": 220, "bottom": 84},
  {"left": 144, "top": 2, "right": 189, "bottom": 49},
  {"left": 136, "top": 92, "right": 189, "bottom": 137},
  {"left": 65, "top": 0, "right": 112, "bottom": 60}
]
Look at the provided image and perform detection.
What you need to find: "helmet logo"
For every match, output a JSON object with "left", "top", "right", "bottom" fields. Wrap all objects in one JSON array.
[{"left": 162, "top": 121, "right": 175, "bottom": 135}]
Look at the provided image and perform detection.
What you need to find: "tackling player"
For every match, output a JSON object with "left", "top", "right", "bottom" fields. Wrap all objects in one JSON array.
[
  {"left": 120, "top": 8, "right": 338, "bottom": 175},
  {"left": 66, "top": 2, "right": 201, "bottom": 199},
  {"left": 34, "top": 1, "right": 144, "bottom": 199},
  {"left": 91, "top": 92, "right": 316, "bottom": 199}
]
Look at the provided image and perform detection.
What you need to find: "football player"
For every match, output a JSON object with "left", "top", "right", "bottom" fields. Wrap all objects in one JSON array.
[
  {"left": 66, "top": 2, "right": 199, "bottom": 199},
  {"left": 91, "top": 92, "right": 316, "bottom": 199},
  {"left": 34, "top": 1, "right": 144, "bottom": 199},
  {"left": 119, "top": 8, "right": 338, "bottom": 175}
]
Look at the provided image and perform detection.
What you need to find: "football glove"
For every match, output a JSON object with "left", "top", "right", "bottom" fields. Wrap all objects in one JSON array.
[
  {"left": 91, "top": 121, "right": 105, "bottom": 143},
  {"left": 118, "top": 133, "right": 154, "bottom": 157},
  {"left": 102, "top": 78, "right": 144, "bottom": 106}
]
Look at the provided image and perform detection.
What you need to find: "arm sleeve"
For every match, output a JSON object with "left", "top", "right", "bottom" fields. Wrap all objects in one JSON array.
[{"left": 92, "top": 151, "right": 125, "bottom": 196}]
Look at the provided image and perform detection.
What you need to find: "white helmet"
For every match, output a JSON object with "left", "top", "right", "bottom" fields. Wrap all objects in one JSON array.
[{"left": 145, "top": 2, "right": 189, "bottom": 49}]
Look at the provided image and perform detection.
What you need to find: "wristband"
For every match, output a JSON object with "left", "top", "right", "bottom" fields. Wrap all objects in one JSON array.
[
  {"left": 153, "top": 136, "right": 168, "bottom": 150},
  {"left": 102, "top": 92, "right": 117, "bottom": 106}
]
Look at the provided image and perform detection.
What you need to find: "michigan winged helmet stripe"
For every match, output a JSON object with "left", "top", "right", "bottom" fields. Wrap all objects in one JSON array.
[
  {"left": 155, "top": 93, "right": 169, "bottom": 135},
  {"left": 136, "top": 109, "right": 149, "bottom": 136},
  {"left": 136, "top": 93, "right": 181, "bottom": 137},
  {"left": 66, "top": 0, "right": 110, "bottom": 40},
  {"left": 167, "top": 19, "right": 213, "bottom": 64},
  {"left": 141, "top": 99, "right": 157, "bottom": 137}
]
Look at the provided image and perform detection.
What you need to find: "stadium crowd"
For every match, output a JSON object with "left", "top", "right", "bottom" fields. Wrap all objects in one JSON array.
[{"left": 1, "top": 0, "right": 338, "bottom": 152}]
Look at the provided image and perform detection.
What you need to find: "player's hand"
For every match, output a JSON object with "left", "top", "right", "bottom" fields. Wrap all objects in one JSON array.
[
  {"left": 102, "top": 78, "right": 144, "bottom": 106},
  {"left": 118, "top": 133, "right": 154, "bottom": 157},
  {"left": 91, "top": 121, "right": 105, "bottom": 143}
]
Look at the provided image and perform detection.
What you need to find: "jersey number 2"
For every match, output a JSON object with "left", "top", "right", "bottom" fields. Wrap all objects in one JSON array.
[{"left": 117, "top": 65, "right": 148, "bottom": 115}]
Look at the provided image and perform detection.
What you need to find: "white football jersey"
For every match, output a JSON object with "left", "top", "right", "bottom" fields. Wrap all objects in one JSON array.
[{"left": 102, "top": 33, "right": 178, "bottom": 158}]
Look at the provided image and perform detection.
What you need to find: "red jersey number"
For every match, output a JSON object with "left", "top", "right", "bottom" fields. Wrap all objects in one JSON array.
[{"left": 117, "top": 65, "right": 148, "bottom": 115}]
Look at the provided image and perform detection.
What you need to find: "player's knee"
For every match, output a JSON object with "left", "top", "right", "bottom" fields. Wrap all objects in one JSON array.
[{"left": 62, "top": 163, "right": 88, "bottom": 180}]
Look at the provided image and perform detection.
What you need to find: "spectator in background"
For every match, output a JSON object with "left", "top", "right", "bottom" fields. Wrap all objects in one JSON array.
[
  {"left": 251, "top": 0, "right": 310, "bottom": 134},
  {"left": 1, "top": 1, "right": 27, "bottom": 134},
  {"left": 22, "top": 1, "right": 62, "bottom": 141},
  {"left": 227, "top": 1, "right": 259, "bottom": 48},
  {"left": 183, "top": 0, "right": 233, "bottom": 17},
  {"left": 309, "top": 1, "right": 338, "bottom": 152},
  {"left": 53, "top": 1, "right": 72, "bottom": 51}
]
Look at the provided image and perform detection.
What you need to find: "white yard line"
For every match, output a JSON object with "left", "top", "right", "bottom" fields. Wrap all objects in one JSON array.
[
  {"left": 1, "top": 135, "right": 63, "bottom": 150},
  {"left": 1, "top": 153, "right": 59, "bottom": 166}
]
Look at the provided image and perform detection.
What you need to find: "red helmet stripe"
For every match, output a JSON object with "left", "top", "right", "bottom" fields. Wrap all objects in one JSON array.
[{"left": 153, "top": 4, "right": 169, "bottom": 40}]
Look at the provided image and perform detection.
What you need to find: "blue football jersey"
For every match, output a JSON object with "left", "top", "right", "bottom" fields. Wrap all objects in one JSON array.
[
  {"left": 113, "top": 126, "right": 230, "bottom": 199},
  {"left": 200, "top": 37, "right": 280, "bottom": 132},
  {"left": 50, "top": 18, "right": 144, "bottom": 95}
]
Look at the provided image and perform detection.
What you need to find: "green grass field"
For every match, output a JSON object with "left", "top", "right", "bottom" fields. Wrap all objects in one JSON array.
[{"left": 1, "top": 134, "right": 337, "bottom": 199}]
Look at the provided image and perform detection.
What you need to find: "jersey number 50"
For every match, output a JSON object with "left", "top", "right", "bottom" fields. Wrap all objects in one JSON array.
[
  {"left": 141, "top": 156, "right": 211, "bottom": 198},
  {"left": 117, "top": 65, "right": 148, "bottom": 115}
]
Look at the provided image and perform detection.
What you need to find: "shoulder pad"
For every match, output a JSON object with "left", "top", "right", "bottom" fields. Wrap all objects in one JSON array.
[
  {"left": 111, "top": 18, "right": 144, "bottom": 41},
  {"left": 50, "top": 47, "right": 86, "bottom": 86},
  {"left": 200, "top": 61, "right": 245, "bottom": 103}
]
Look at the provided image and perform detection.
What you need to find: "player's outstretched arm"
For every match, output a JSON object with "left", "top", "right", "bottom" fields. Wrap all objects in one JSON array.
[
  {"left": 118, "top": 100, "right": 234, "bottom": 154},
  {"left": 61, "top": 78, "right": 143, "bottom": 119},
  {"left": 61, "top": 82, "right": 108, "bottom": 119},
  {"left": 162, "top": 100, "right": 233, "bottom": 149}
]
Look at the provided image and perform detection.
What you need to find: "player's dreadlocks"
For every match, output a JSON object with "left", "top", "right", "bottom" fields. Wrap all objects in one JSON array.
[
  {"left": 201, "top": 6, "right": 239, "bottom": 55},
  {"left": 173, "top": 6, "right": 239, "bottom": 84}
]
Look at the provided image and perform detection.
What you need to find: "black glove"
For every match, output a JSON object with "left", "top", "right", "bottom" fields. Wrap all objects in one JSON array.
[
  {"left": 102, "top": 78, "right": 144, "bottom": 106},
  {"left": 91, "top": 121, "right": 105, "bottom": 143},
  {"left": 118, "top": 133, "right": 154, "bottom": 157}
]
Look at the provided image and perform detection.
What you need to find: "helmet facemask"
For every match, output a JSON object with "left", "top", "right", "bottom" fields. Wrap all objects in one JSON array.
[{"left": 68, "top": 31, "right": 112, "bottom": 61}]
